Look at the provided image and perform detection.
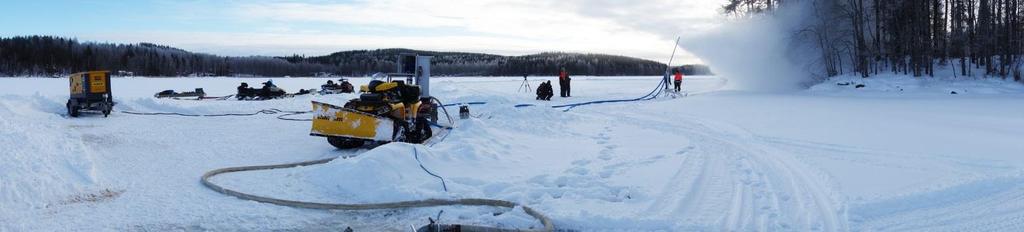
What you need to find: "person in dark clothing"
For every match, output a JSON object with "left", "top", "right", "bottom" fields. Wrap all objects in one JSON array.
[
  {"left": 558, "top": 67, "right": 571, "bottom": 97},
  {"left": 236, "top": 82, "right": 255, "bottom": 100},
  {"left": 536, "top": 81, "right": 553, "bottom": 100}
]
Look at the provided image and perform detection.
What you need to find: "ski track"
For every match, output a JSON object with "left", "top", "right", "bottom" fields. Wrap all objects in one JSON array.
[
  {"left": 590, "top": 108, "right": 848, "bottom": 231},
  {"left": 581, "top": 101, "right": 1024, "bottom": 231},
  {"left": 849, "top": 176, "right": 1024, "bottom": 231}
]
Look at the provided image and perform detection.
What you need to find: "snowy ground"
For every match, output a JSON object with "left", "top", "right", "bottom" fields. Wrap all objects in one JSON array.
[{"left": 2, "top": 75, "right": 1023, "bottom": 231}]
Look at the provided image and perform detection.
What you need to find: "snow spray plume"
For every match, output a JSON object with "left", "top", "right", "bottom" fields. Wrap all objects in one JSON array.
[{"left": 679, "top": 3, "right": 814, "bottom": 91}]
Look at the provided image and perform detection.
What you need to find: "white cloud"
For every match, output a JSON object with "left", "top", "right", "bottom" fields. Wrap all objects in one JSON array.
[{"left": 91, "top": 0, "right": 726, "bottom": 64}]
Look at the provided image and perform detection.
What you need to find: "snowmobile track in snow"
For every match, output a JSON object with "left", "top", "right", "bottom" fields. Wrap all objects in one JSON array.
[{"left": 594, "top": 110, "right": 848, "bottom": 231}]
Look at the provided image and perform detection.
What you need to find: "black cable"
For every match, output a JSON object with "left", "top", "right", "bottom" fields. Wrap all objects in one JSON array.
[
  {"left": 276, "top": 111, "right": 313, "bottom": 121},
  {"left": 119, "top": 108, "right": 313, "bottom": 121},
  {"left": 429, "top": 97, "right": 455, "bottom": 129}
]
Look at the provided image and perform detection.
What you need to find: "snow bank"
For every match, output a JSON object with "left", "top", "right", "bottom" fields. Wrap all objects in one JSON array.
[
  {"left": 0, "top": 95, "right": 97, "bottom": 211},
  {"left": 810, "top": 73, "right": 1024, "bottom": 95},
  {"left": 304, "top": 143, "right": 451, "bottom": 203}
]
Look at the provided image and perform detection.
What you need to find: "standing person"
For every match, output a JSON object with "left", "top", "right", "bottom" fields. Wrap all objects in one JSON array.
[
  {"left": 559, "top": 67, "right": 571, "bottom": 97},
  {"left": 673, "top": 68, "right": 684, "bottom": 92}
]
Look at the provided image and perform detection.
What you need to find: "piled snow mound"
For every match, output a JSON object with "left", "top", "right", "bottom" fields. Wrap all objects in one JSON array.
[
  {"left": 304, "top": 143, "right": 452, "bottom": 203},
  {"left": 0, "top": 95, "right": 96, "bottom": 211},
  {"left": 810, "top": 74, "right": 1024, "bottom": 95}
]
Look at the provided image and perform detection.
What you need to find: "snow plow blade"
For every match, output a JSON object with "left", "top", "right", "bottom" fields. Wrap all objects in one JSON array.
[{"left": 309, "top": 101, "right": 395, "bottom": 142}]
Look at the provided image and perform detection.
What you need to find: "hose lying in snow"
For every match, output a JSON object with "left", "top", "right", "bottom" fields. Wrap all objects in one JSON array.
[
  {"left": 441, "top": 101, "right": 488, "bottom": 107},
  {"left": 120, "top": 108, "right": 309, "bottom": 117},
  {"left": 200, "top": 150, "right": 554, "bottom": 231},
  {"left": 119, "top": 108, "right": 315, "bottom": 121},
  {"left": 448, "top": 79, "right": 668, "bottom": 112},
  {"left": 551, "top": 79, "right": 666, "bottom": 112}
]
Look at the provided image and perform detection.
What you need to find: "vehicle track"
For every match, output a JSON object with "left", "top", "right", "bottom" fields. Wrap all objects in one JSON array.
[{"left": 594, "top": 110, "right": 848, "bottom": 231}]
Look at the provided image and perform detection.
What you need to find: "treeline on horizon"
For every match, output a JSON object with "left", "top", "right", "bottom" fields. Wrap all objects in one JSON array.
[
  {"left": 727, "top": 0, "right": 1022, "bottom": 81},
  {"left": 0, "top": 36, "right": 713, "bottom": 77}
]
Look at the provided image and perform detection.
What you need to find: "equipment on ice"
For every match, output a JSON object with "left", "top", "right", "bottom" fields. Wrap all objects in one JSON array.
[
  {"left": 459, "top": 105, "right": 470, "bottom": 119},
  {"left": 518, "top": 75, "right": 532, "bottom": 93},
  {"left": 66, "top": 71, "right": 114, "bottom": 117},
  {"left": 310, "top": 54, "right": 440, "bottom": 149},
  {"left": 319, "top": 79, "right": 355, "bottom": 95},
  {"left": 155, "top": 88, "right": 206, "bottom": 99},
  {"left": 235, "top": 80, "right": 314, "bottom": 100}
]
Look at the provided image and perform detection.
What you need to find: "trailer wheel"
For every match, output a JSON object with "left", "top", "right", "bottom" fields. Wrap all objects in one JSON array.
[
  {"left": 66, "top": 100, "right": 80, "bottom": 118},
  {"left": 327, "top": 137, "right": 365, "bottom": 149}
]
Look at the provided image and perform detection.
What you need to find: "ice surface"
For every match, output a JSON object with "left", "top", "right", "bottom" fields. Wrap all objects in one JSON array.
[{"left": 1, "top": 75, "right": 1022, "bottom": 230}]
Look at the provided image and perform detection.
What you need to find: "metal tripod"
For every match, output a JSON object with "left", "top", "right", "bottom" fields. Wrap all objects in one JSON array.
[{"left": 517, "top": 76, "right": 532, "bottom": 92}]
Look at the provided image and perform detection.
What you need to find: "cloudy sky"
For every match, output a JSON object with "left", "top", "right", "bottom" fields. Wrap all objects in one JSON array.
[{"left": 1, "top": 0, "right": 725, "bottom": 63}]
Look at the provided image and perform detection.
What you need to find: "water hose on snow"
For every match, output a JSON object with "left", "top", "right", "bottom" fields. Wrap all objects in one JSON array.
[
  {"left": 200, "top": 148, "right": 554, "bottom": 232},
  {"left": 119, "top": 108, "right": 313, "bottom": 121},
  {"left": 444, "top": 78, "right": 668, "bottom": 112}
]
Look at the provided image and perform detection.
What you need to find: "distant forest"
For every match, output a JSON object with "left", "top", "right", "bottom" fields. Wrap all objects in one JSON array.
[
  {"left": 726, "top": 0, "right": 1023, "bottom": 80},
  {"left": 0, "top": 36, "right": 712, "bottom": 77}
]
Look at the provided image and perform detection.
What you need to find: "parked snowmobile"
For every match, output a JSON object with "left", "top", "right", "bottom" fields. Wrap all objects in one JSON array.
[
  {"left": 258, "top": 80, "right": 287, "bottom": 99},
  {"left": 319, "top": 79, "right": 355, "bottom": 95},
  {"left": 234, "top": 80, "right": 313, "bottom": 100}
]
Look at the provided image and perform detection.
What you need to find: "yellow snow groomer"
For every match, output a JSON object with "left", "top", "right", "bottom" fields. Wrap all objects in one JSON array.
[
  {"left": 310, "top": 80, "right": 432, "bottom": 148},
  {"left": 311, "top": 54, "right": 436, "bottom": 149}
]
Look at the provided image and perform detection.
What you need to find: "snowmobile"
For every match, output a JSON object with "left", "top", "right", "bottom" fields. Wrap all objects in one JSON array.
[
  {"left": 235, "top": 81, "right": 314, "bottom": 100},
  {"left": 310, "top": 79, "right": 434, "bottom": 149},
  {"left": 318, "top": 79, "right": 355, "bottom": 95}
]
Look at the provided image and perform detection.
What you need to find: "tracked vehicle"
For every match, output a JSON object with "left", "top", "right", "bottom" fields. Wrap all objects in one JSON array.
[{"left": 310, "top": 54, "right": 439, "bottom": 149}]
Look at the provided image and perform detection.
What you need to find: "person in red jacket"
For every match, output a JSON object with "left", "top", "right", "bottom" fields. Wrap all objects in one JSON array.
[
  {"left": 673, "top": 68, "right": 684, "bottom": 92},
  {"left": 558, "top": 67, "right": 571, "bottom": 97}
]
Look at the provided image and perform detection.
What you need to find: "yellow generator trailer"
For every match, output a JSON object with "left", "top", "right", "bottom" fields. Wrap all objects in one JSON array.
[
  {"left": 67, "top": 71, "right": 114, "bottom": 117},
  {"left": 310, "top": 54, "right": 437, "bottom": 149}
]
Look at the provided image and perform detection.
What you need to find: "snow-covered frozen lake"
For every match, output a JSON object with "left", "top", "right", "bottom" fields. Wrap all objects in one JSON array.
[{"left": 2, "top": 75, "right": 1024, "bottom": 231}]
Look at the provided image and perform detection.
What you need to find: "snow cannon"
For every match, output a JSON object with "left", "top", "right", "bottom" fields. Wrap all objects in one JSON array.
[
  {"left": 310, "top": 54, "right": 438, "bottom": 149},
  {"left": 66, "top": 71, "right": 114, "bottom": 117}
]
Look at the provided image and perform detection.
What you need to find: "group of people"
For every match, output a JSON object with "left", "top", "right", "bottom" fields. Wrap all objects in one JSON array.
[
  {"left": 534, "top": 67, "right": 686, "bottom": 101},
  {"left": 534, "top": 67, "right": 571, "bottom": 101},
  {"left": 321, "top": 79, "right": 354, "bottom": 93}
]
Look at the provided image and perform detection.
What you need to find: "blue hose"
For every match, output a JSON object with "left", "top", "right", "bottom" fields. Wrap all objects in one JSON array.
[
  {"left": 441, "top": 101, "right": 488, "bottom": 107},
  {"left": 439, "top": 79, "right": 666, "bottom": 112},
  {"left": 552, "top": 79, "right": 666, "bottom": 112}
]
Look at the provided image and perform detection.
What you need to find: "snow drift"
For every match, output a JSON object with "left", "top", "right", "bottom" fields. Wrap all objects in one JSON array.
[
  {"left": 305, "top": 143, "right": 451, "bottom": 203},
  {"left": 0, "top": 95, "right": 97, "bottom": 211}
]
